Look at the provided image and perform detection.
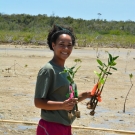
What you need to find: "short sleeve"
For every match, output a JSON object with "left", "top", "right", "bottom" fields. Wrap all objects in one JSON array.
[{"left": 34, "top": 68, "right": 53, "bottom": 99}]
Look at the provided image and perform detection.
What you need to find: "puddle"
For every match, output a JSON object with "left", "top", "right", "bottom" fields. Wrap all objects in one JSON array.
[
  {"left": 90, "top": 118, "right": 135, "bottom": 131},
  {"left": 90, "top": 122, "right": 111, "bottom": 129},
  {"left": 78, "top": 99, "right": 135, "bottom": 131},
  {"left": 92, "top": 106, "right": 135, "bottom": 116},
  {"left": 120, "top": 69, "right": 135, "bottom": 76},
  {"left": 90, "top": 106, "right": 135, "bottom": 131},
  {"left": 126, "top": 108, "right": 135, "bottom": 115},
  {"left": 0, "top": 114, "right": 4, "bottom": 119},
  {"left": 16, "top": 125, "right": 36, "bottom": 130},
  {"left": 0, "top": 124, "right": 36, "bottom": 134}
]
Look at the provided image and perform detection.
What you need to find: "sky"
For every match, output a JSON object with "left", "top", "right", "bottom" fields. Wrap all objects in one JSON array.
[{"left": 0, "top": 0, "right": 135, "bottom": 22}]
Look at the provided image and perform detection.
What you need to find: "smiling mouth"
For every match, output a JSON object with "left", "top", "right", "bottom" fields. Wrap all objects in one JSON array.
[{"left": 61, "top": 52, "right": 68, "bottom": 55}]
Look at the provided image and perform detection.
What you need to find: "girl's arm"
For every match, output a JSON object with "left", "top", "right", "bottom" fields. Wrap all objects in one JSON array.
[{"left": 34, "top": 98, "right": 78, "bottom": 111}]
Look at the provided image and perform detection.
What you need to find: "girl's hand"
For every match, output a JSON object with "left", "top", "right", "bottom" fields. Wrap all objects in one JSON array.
[
  {"left": 87, "top": 83, "right": 98, "bottom": 98},
  {"left": 86, "top": 91, "right": 93, "bottom": 98},
  {"left": 62, "top": 98, "right": 78, "bottom": 111},
  {"left": 87, "top": 91, "right": 102, "bottom": 102}
]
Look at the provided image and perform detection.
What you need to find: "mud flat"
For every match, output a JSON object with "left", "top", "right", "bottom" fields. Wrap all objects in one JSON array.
[{"left": 0, "top": 45, "right": 135, "bottom": 135}]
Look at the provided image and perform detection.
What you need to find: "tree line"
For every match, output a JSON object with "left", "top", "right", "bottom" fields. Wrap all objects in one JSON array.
[
  {"left": 0, "top": 13, "right": 135, "bottom": 35},
  {"left": 0, "top": 13, "right": 135, "bottom": 47}
]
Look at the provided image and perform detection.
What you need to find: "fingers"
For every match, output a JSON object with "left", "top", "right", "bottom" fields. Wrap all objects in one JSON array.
[
  {"left": 63, "top": 98, "right": 78, "bottom": 111},
  {"left": 89, "top": 91, "right": 100, "bottom": 98},
  {"left": 67, "top": 98, "right": 78, "bottom": 104}
]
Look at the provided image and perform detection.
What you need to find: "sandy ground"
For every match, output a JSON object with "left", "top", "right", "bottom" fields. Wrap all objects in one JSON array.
[{"left": 0, "top": 45, "right": 135, "bottom": 135}]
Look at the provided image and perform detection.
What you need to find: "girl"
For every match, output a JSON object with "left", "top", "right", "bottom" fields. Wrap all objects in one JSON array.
[{"left": 34, "top": 24, "right": 94, "bottom": 135}]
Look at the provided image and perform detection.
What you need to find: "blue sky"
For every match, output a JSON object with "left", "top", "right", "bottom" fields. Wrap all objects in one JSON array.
[{"left": 0, "top": 0, "right": 135, "bottom": 21}]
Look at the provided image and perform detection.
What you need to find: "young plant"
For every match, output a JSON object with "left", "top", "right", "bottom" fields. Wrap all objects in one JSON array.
[
  {"left": 87, "top": 52, "right": 119, "bottom": 116},
  {"left": 59, "top": 59, "right": 81, "bottom": 118},
  {"left": 24, "top": 64, "right": 28, "bottom": 67},
  {"left": 123, "top": 73, "right": 133, "bottom": 113}
]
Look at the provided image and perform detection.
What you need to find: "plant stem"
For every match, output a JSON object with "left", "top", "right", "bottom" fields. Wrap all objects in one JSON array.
[
  {"left": 90, "top": 66, "right": 110, "bottom": 112},
  {"left": 123, "top": 79, "right": 133, "bottom": 113}
]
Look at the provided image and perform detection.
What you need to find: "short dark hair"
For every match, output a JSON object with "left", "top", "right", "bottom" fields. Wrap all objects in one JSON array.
[{"left": 47, "top": 24, "right": 76, "bottom": 50}]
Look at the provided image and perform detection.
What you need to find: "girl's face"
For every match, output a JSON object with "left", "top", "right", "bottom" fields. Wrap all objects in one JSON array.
[{"left": 52, "top": 34, "right": 73, "bottom": 61}]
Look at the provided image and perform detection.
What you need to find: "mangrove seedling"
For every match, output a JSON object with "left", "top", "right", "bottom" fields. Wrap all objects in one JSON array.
[
  {"left": 87, "top": 52, "right": 119, "bottom": 116},
  {"left": 123, "top": 73, "right": 133, "bottom": 113},
  {"left": 59, "top": 59, "right": 81, "bottom": 118}
]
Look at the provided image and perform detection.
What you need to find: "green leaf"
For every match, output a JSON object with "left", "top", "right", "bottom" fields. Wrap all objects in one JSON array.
[
  {"left": 66, "top": 93, "right": 70, "bottom": 98},
  {"left": 106, "top": 72, "right": 112, "bottom": 75},
  {"left": 97, "top": 66, "right": 104, "bottom": 72},
  {"left": 74, "top": 66, "right": 81, "bottom": 75},
  {"left": 74, "top": 59, "right": 82, "bottom": 63},
  {"left": 74, "top": 89, "right": 78, "bottom": 97},
  {"left": 94, "top": 71, "right": 101, "bottom": 78},
  {"left": 108, "top": 58, "right": 110, "bottom": 66},
  {"left": 110, "top": 67, "right": 117, "bottom": 70},
  {"left": 100, "top": 78, "right": 105, "bottom": 84},
  {"left": 71, "top": 66, "right": 75, "bottom": 70},
  {"left": 64, "top": 68, "right": 67, "bottom": 71},
  {"left": 24, "top": 64, "right": 28, "bottom": 67},
  {"left": 113, "top": 56, "right": 119, "bottom": 61},
  {"left": 59, "top": 71, "right": 66, "bottom": 74},
  {"left": 68, "top": 69, "right": 74, "bottom": 74},
  {"left": 103, "top": 63, "right": 107, "bottom": 67},
  {"left": 111, "top": 62, "right": 117, "bottom": 66},
  {"left": 67, "top": 76, "right": 73, "bottom": 83},
  {"left": 97, "top": 59, "right": 103, "bottom": 66},
  {"left": 60, "top": 60, "right": 81, "bottom": 84},
  {"left": 99, "top": 73, "right": 102, "bottom": 76},
  {"left": 109, "top": 53, "right": 113, "bottom": 62},
  {"left": 129, "top": 73, "right": 133, "bottom": 79}
]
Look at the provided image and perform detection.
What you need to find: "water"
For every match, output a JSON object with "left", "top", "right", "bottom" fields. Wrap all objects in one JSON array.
[
  {"left": 16, "top": 125, "right": 36, "bottom": 130},
  {"left": 78, "top": 100, "right": 135, "bottom": 131}
]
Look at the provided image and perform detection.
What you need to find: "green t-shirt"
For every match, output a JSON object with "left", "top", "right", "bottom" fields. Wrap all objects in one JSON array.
[{"left": 35, "top": 60, "right": 76, "bottom": 126}]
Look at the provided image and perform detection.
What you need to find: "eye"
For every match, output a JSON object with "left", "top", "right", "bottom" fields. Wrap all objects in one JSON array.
[
  {"left": 59, "top": 44, "right": 64, "bottom": 47},
  {"left": 68, "top": 45, "right": 73, "bottom": 48}
]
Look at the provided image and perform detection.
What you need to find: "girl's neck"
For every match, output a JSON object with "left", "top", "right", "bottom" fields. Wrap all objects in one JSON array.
[{"left": 51, "top": 57, "right": 65, "bottom": 68}]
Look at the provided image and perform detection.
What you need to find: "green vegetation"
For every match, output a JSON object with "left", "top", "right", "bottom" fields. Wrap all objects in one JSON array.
[
  {"left": 87, "top": 52, "right": 119, "bottom": 116},
  {"left": 59, "top": 59, "right": 82, "bottom": 118},
  {"left": 0, "top": 13, "right": 135, "bottom": 48}
]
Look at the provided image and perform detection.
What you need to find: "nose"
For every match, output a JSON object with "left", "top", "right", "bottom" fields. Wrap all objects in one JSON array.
[{"left": 64, "top": 46, "right": 69, "bottom": 49}]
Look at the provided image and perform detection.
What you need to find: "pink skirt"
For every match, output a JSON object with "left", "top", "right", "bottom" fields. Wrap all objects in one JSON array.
[{"left": 36, "top": 119, "right": 72, "bottom": 135}]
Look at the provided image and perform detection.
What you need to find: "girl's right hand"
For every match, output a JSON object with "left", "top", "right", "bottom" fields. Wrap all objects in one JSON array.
[{"left": 62, "top": 98, "right": 78, "bottom": 111}]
